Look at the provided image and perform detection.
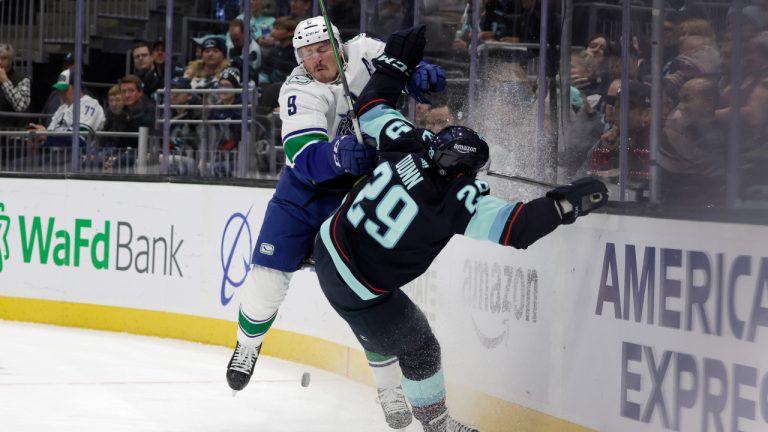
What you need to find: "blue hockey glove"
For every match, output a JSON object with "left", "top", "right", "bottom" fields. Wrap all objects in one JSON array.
[
  {"left": 329, "top": 134, "right": 378, "bottom": 176},
  {"left": 373, "top": 25, "right": 427, "bottom": 81},
  {"left": 546, "top": 177, "right": 608, "bottom": 224},
  {"left": 407, "top": 61, "right": 447, "bottom": 104}
]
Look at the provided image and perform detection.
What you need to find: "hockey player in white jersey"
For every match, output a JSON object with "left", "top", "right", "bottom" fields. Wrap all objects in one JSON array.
[{"left": 226, "top": 16, "right": 446, "bottom": 430}]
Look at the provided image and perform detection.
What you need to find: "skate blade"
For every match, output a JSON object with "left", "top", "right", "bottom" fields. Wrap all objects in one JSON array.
[{"left": 231, "top": 390, "right": 239, "bottom": 397}]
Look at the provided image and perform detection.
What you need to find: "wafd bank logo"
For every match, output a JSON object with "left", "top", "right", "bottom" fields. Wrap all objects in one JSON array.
[
  {"left": 462, "top": 258, "right": 539, "bottom": 349},
  {"left": 219, "top": 207, "right": 253, "bottom": 306},
  {"left": 0, "top": 202, "right": 10, "bottom": 272},
  {"left": 0, "top": 202, "right": 184, "bottom": 276}
]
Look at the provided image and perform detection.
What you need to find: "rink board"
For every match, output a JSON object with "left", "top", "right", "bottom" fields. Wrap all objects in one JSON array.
[{"left": 1, "top": 177, "right": 767, "bottom": 432}]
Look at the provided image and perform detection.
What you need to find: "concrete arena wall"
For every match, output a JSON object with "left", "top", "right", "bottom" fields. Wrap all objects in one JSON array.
[{"left": 1, "top": 177, "right": 766, "bottom": 432}]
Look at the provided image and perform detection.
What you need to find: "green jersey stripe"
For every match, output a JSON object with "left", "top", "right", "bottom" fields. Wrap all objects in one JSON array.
[
  {"left": 284, "top": 132, "right": 329, "bottom": 163},
  {"left": 238, "top": 310, "right": 277, "bottom": 338},
  {"left": 365, "top": 350, "right": 397, "bottom": 364}
]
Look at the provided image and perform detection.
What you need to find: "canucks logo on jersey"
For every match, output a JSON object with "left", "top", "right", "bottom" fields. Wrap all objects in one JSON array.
[{"left": 336, "top": 112, "right": 357, "bottom": 137}]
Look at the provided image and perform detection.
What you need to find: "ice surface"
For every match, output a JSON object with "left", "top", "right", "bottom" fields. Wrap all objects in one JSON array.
[{"left": 0, "top": 320, "right": 422, "bottom": 432}]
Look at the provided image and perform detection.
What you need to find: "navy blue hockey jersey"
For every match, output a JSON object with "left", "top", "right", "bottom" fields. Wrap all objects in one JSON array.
[{"left": 318, "top": 104, "right": 560, "bottom": 301}]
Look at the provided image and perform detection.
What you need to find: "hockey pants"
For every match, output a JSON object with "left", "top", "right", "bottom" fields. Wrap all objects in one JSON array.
[{"left": 314, "top": 240, "right": 446, "bottom": 424}]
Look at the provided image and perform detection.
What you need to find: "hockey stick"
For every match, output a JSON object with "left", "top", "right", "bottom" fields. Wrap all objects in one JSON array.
[
  {"left": 485, "top": 169, "right": 559, "bottom": 189},
  {"left": 316, "top": 0, "right": 366, "bottom": 145}
]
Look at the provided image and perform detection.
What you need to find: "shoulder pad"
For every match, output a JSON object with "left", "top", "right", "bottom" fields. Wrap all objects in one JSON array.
[
  {"left": 347, "top": 33, "right": 366, "bottom": 43},
  {"left": 286, "top": 74, "right": 314, "bottom": 85}
]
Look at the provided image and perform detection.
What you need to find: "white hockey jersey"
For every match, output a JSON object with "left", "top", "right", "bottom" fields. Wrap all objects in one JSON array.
[
  {"left": 278, "top": 34, "right": 385, "bottom": 166},
  {"left": 47, "top": 94, "right": 106, "bottom": 143}
]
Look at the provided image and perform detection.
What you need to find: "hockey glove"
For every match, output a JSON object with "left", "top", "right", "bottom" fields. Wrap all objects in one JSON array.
[
  {"left": 373, "top": 25, "right": 427, "bottom": 82},
  {"left": 407, "top": 61, "right": 447, "bottom": 104},
  {"left": 546, "top": 177, "right": 608, "bottom": 224},
  {"left": 329, "top": 134, "right": 378, "bottom": 176}
]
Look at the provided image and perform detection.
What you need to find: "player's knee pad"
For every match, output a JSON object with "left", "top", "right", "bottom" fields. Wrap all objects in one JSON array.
[
  {"left": 238, "top": 265, "right": 292, "bottom": 317},
  {"left": 397, "top": 333, "right": 441, "bottom": 381}
]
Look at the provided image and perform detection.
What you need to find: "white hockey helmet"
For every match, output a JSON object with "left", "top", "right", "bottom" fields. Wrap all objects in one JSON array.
[{"left": 293, "top": 16, "right": 343, "bottom": 65}]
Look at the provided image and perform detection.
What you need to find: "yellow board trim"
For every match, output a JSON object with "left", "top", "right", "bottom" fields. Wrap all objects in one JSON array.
[{"left": 0, "top": 295, "right": 593, "bottom": 432}]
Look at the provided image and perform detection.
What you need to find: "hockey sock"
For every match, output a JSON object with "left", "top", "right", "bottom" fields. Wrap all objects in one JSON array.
[
  {"left": 365, "top": 350, "right": 402, "bottom": 389},
  {"left": 401, "top": 369, "right": 447, "bottom": 425},
  {"left": 396, "top": 334, "right": 444, "bottom": 425},
  {"left": 237, "top": 308, "right": 276, "bottom": 348},
  {"left": 236, "top": 265, "right": 292, "bottom": 347}
]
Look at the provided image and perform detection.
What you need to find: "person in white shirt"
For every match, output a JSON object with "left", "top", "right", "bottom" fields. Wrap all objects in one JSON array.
[{"left": 28, "top": 69, "right": 105, "bottom": 146}]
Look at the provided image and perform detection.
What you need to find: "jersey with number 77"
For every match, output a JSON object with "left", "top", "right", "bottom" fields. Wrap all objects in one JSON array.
[{"left": 318, "top": 104, "right": 563, "bottom": 301}]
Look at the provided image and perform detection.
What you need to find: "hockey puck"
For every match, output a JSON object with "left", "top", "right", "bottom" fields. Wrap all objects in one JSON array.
[{"left": 301, "top": 372, "right": 311, "bottom": 387}]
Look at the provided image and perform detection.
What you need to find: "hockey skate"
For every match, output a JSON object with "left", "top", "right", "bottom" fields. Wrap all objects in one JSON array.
[
  {"left": 377, "top": 386, "right": 413, "bottom": 429},
  {"left": 226, "top": 342, "right": 260, "bottom": 392},
  {"left": 423, "top": 410, "right": 479, "bottom": 432}
]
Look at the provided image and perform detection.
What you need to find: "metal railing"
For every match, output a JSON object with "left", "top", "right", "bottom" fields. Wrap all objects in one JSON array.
[
  {"left": 94, "top": 0, "right": 149, "bottom": 20},
  {"left": 0, "top": 129, "right": 147, "bottom": 174},
  {"left": 155, "top": 87, "right": 285, "bottom": 177},
  {"left": 0, "top": 127, "right": 266, "bottom": 177},
  {"left": 0, "top": 111, "right": 54, "bottom": 128},
  {"left": 41, "top": 0, "right": 93, "bottom": 45},
  {"left": 0, "top": 0, "right": 42, "bottom": 76}
]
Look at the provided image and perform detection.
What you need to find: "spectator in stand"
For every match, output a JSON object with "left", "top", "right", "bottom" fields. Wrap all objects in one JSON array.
[
  {"left": 42, "top": 53, "right": 77, "bottom": 126},
  {"left": 163, "top": 76, "right": 203, "bottom": 175},
  {"left": 119, "top": 74, "right": 155, "bottom": 136},
  {"left": 132, "top": 41, "right": 162, "bottom": 99},
  {"left": 27, "top": 69, "right": 105, "bottom": 147},
  {"left": 743, "top": 77, "right": 768, "bottom": 190},
  {"left": 413, "top": 103, "right": 429, "bottom": 128},
  {"left": 662, "top": 13, "right": 683, "bottom": 65},
  {"left": 193, "top": 40, "right": 204, "bottom": 61},
  {"left": 659, "top": 77, "right": 725, "bottom": 206},
  {"left": 719, "top": 30, "right": 768, "bottom": 119},
  {"left": 453, "top": 0, "right": 516, "bottom": 50},
  {"left": 664, "top": 34, "right": 721, "bottom": 100},
  {"left": 209, "top": 67, "right": 242, "bottom": 176},
  {"left": 590, "top": 81, "right": 653, "bottom": 186},
  {"left": 581, "top": 34, "right": 612, "bottom": 104},
  {"left": 152, "top": 40, "right": 166, "bottom": 69},
  {"left": 237, "top": 0, "right": 276, "bottom": 48},
  {"left": 259, "top": 16, "right": 298, "bottom": 84},
  {"left": 226, "top": 18, "right": 262, "bottom": 82},
  {"left": 185, "top": 36, "right": 231, "bottom": 90},
  {"left": 571, "top": 50, "right": 605, "bottom": 110},
  {"left": 103, "top": 85, "right": 126, "bottom": 133},
  {"left": 0, "top": 43, "right": 30, "bottom": 129},
  {"left": 100, "top": 83, "right": 130, "bottom": 149},
  {"left": 732, "top": 4, "right": 768, "bottom": 43},
  {"left": 424, "top": 104, "right": 457, "bottom": 132},
  {"left": 601, "top": 79, "right": 622, "bottom": 132},
  {"left": 289, "top": 0, "right": 311, "bottom": 21},
  {"left": 564, "top": 85, "right": 600, "bottom": 173},
  {"left": 152, "top": 39, "right": 184, "bottom": 80},
  {"left": 584, "top": 34, "right": 610, "bottom": 60},
  {"left": 82, "top": 84, "right": 125, "bottom": 168},
  {"left": 100, "top": 74, "right": 155, "bottom": 170},
  {"left": 605, "top": 53, "right": 641, "bottom": 84},
  {"left": 677, "top": 18, "right": 716, "bottom": 46},
  {"left": 632, "top": 34, "right": 653, "bottom": 82}
]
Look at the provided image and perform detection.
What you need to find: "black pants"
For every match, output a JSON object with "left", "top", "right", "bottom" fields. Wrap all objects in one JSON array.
[{"left": 313, "top": 238, "right": 441, "bottom": 380}]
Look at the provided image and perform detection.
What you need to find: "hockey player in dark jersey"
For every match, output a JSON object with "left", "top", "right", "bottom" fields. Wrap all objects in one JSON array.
[{"left": 312, "top": 26, "right": 609, "bottom": 432}]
